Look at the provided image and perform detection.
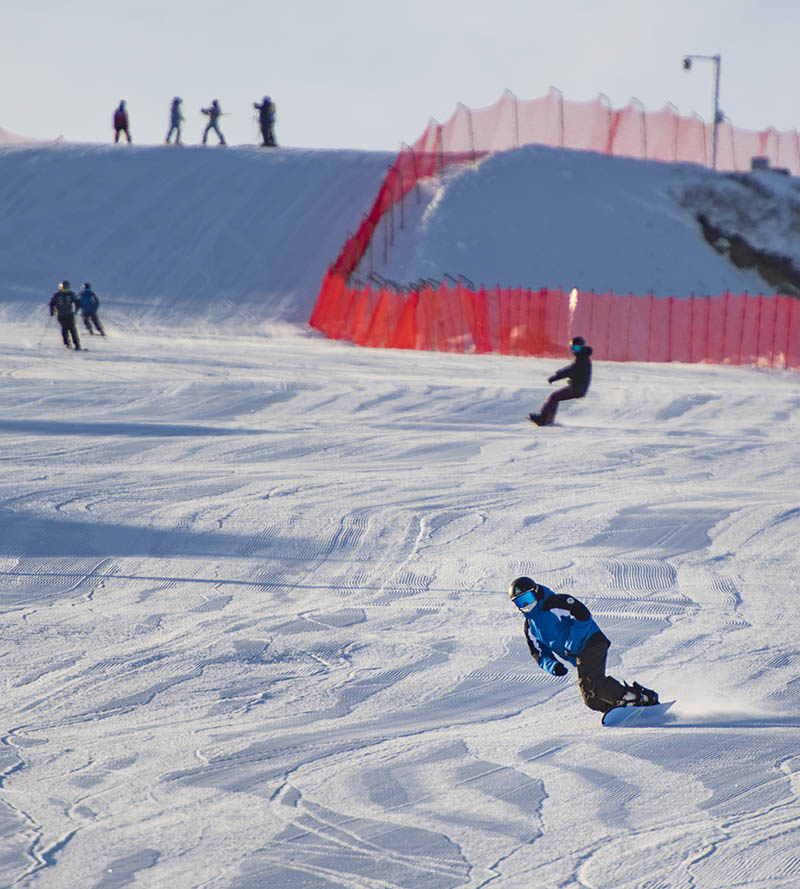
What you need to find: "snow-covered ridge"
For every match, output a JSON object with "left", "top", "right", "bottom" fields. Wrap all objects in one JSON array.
[
  {"left": 0, "top": 144, "right": 392, "bottom": 331},
  {"left": 376, "top": 144, "right": 799, "bottom": 298}
]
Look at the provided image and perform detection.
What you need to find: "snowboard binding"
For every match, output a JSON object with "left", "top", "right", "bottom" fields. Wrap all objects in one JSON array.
[{"left": 616, "top": 681, "right": 659, "bottom": 708}]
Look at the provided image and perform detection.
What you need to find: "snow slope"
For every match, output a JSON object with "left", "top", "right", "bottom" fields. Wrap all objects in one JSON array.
[
  {"left": 2, "top": 143, "right": 800, "bottom": 889},
  {"left": 374, "top": 143, "right": 798, "bottom": 298},
  {"left": 0, "top": 144, "right": 391, "bottom": 330}
]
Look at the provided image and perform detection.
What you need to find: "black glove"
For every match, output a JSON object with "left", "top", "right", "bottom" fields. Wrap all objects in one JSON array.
[
  {"left": 547, "top": 375, "right": 556, "bottom": 384},
  {"left": 553, "top": 662, "right": 567, "bottom": 676}
]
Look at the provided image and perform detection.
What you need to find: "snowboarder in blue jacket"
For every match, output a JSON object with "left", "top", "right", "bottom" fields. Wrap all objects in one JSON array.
[
  {"left": 509, "top": 576, "right": 658, "bottom": 713},
  {"left": 77, "top": 283, "right": 105, "bottom": 335}
]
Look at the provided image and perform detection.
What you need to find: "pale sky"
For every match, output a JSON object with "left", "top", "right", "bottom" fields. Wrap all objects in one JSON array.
[{"left": 1, "top": 0, "right": 797, "bottom": 150}]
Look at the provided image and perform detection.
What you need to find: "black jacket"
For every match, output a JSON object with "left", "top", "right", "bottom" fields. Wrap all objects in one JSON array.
[
  {"left": 49, "top": 289, "right": 79, "bottom": 320},
  {"left": 549, "top": 345, "right": 593, "bottom": 396}
]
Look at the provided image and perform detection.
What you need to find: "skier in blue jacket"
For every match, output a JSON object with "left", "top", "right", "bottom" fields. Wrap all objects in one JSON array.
[
  {"left": 509, "top": 576, "right": 658, "bottom": 713},
  {"left": 77, "top": 283, "right": 105, "bottom": 336}
]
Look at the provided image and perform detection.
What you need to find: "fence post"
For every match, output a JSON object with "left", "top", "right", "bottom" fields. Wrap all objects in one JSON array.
[
  {"left": 755, "top": 293, "right": 764, "bottom": 365},
  {"left": 512, "top": 90, "right": 519, "bottom": 148},
  {"left": 785, "top": 297, "right": 795, "bottom": 369},
  {"left": 737, "top": 292, "right": 747, "bottom": 365},
  {"left": 397, "top": 166, "right": 405, "bottom": 230},
  {"left": 667, "top": 294, "right": 673, "bottom": 361},
  {"left": 722, "top": 290, "right": 730, "bottom": 361},
  {"left": 403, "top": 143, "right": 421, "bottom": 205},
  {"left": 673, "top": 105, "right": 680, "bottom": 162},
  {"left": 769, "top": 295, "right": 779, "bottom": 368},
  {"left": 635, "top": 98, "right": 647, "bottom": 160},
  {"left": 625, "top": 293, "right": 633, "bottom": 362}
]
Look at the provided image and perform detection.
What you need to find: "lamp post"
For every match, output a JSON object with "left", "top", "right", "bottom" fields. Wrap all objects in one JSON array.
[{"left": 682, "top": 53, "right": 722, "bottom": 169}]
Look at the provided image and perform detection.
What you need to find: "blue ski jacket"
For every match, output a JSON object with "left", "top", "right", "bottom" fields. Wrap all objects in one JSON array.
[
  {"left": 520, "top": 584, "right": 605, "bottom": 675},
  {"left": 78, "top": 288, "right": 99, "bottom": 314}
]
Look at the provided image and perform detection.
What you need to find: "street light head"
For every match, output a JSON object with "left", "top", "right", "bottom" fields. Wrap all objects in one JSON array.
[{"left": 682, "top": 57, "right": 692, "bottom": 70}]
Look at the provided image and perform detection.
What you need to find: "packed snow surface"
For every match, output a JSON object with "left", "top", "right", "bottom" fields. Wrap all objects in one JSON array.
[{"left": 2, "top": 143, "right": 800, "bottom": 889}]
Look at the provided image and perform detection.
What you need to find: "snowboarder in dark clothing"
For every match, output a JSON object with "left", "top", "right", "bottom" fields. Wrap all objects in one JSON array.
[
  {"left": 530, "top": 335, "right": 592, "bottom": 426},
  {"left": 253, "top": 96, "right": 277, "bottom": 147},
  {"left": 508, "top": 576, "right": 659, "bottom": 714},
  {"left": 201, "top": 100, "right": 226, "bottom": 145},
  {"left": 113, "top": 100, "right": 131, "bottom": 143},
  {"left": 77, "top": 283, "right": 105, "bottom": 335},
  {"left": 49, "top": 281, "right": 82, "bottom": 349},
  {"left": 166, "top": 97, "right": 184, "bottom": 144}
]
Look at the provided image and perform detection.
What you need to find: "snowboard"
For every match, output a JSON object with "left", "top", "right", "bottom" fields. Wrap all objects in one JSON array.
[
  {"left": 602, "top": 700, "right": 676, "bottom": 727},
  {"left": 528, "top": 413, "right": 559, "bottom": 426}
]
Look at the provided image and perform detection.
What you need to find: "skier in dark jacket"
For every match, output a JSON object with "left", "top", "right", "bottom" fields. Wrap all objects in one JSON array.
[
  {"left": 253, "top": 96, "right": 277, "bottom": 147},
  {"left": 113, "top": 100, "right": 131, "bottom": 143},
  {"left": 201, "top": 100, "right": 226, "bottom": 145},
  {"left": 530, "top": 335, "right": 592, "bottom": 426},
  {"left": 49, "top": 281, "right": 82, "bottom": 349},
  {"left": 509, "top": 576, "right": 659, "bottom": 713},
  {"left": 77, "top": 283, "right": 105, "bottom": 336}
]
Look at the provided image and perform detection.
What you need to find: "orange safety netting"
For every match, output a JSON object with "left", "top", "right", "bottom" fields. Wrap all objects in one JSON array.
[
  {"left": 311, "top": 275, "right": 800, "bottom": 368},
  {"left": 314, "top": 89, "right": 800, "bottom": 368}
]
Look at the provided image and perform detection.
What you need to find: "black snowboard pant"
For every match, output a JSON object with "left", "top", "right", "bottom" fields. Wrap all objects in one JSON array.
[
  {"left": 576, "top": 632, "right": 627, "bottom": 713},
  {"left": 58, "top": 316, "right": 81, "bottom": 349},
  {"left": 83, "top": 312, "right": 105, "bottom": 335},
  {"left": 539, "top": 385, "right": 584, "bottom": 425}
]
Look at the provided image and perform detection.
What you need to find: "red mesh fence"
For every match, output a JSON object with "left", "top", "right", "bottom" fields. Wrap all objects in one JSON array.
[
  {"left": 314, "top": 89, "right": 800, "bottom": 368},
  {"left": 409, "top": 88, "right": 800, "bottom": 171},
  {"left": 310, "top": 274, "right": 800, "bottom": 369}
]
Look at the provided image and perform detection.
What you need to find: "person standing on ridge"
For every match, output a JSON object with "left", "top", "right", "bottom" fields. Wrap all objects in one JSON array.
[
  {"left": 113, "top": 100, "right": 131, "bottom": 143},
  {"left": 49, "top": 281, "right": 82, "bottom": 350},
  {"left": 201, "top": 99, "right": 226, "bottom": 145},
  {"left": 77, "top": 283, "right": 106, "bottom": 336},
  {"left": 166, "top": 97, "right": 184, "bottom": 144},
  {"left": 530, "top": 335, "right": 592, "bottom": 426},
  {"left": 253, "top": 96, "right": 277, "bottom": 147},
  {"left": 508, "top": 576, "right": 659, "bottom": 714}
]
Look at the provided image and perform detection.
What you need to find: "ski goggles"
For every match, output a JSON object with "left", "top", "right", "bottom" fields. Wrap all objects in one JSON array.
[
  {"left": 570, "top": 344, "right": 582, "bottom": 354},
  {"left": 512, "top": 589, "right": 539, "bottom": 612}
]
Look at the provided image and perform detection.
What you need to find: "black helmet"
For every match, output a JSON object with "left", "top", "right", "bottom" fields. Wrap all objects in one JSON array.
[
  {"left": 60, "top": 280, "right": 70, "bottom": 290},
  {"left": 570, "top": 336, "right": 586, "bottom": 347},
  {"left": 508, "top": 576, "right": 540, "bottom": 600},
  {"left": 83, "top": 282, "right": 91, "bottom": 289}
]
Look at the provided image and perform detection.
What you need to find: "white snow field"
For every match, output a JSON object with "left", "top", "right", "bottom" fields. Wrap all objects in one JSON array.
[{"left": 2, "top": 143, "right": 800, "bottom": 889}]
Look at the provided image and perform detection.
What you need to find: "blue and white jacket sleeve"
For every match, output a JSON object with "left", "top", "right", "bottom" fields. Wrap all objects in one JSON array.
[{"left": 524, "top": 619, "right": 564, "bottom": 675}]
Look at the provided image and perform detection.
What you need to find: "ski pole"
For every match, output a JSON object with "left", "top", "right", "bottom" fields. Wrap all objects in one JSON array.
[{"left": 38, "top": 313, "right": 54, "bottom": 346}]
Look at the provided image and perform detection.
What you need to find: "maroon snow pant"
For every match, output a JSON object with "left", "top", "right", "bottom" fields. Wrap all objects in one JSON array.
[
  {"left": 539, "top": 385, "right": 584, "bottom": 425},
  {"left": 576, "top": 633, "right": 628, "bottom": 713}
]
